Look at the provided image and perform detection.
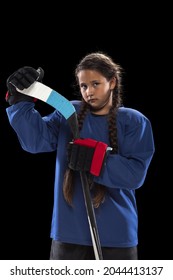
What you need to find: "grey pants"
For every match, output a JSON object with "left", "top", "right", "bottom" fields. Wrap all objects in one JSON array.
[{"left": 50, "top": 240, "right": 138, "bottom": 260}]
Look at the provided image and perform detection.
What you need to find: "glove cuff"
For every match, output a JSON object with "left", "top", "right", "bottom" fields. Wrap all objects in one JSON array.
[{"left": 5, "top": 91, "right": 37, "bottom": 105}]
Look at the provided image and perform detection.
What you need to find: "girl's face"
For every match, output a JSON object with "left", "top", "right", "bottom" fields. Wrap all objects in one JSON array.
[{"left": 77, "top": 70, "right": 116, "bottom": 115}]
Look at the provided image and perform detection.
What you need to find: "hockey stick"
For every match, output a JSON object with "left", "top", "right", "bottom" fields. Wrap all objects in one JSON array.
[{"left": 17, "top": 81, "right": 103, "bottom": 260}]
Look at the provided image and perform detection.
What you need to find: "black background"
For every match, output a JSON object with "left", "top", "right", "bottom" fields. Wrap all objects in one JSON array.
[{"left": 0, "top": 4, "right": 170, "bottom": 260}]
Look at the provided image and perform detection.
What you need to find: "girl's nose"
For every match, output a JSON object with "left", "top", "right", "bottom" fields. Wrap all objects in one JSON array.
[{"left": 86, "top": 86, "right": 93, "bottom": 97}]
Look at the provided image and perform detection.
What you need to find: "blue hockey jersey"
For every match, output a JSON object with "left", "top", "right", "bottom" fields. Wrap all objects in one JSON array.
[{"left": 6, "top": 100, "right": 155, "bottom": 247}]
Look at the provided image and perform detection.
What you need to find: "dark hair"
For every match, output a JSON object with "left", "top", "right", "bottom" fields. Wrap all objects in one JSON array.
[{"left": 63, "top": 52, "right": 124, "bottom": 208}]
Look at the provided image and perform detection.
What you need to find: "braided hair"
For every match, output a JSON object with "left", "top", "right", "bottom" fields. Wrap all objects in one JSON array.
[{"left": 63, "top": 52, "right": 124, "bottom": 208}]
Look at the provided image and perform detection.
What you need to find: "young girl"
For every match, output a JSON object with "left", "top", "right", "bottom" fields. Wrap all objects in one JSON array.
[{"left": 5, "top": 52, "right": 155, "bottom": 260}]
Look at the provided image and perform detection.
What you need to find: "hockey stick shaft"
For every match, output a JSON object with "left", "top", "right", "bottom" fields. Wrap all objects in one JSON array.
[
  {"left": 17, "top": 81, "right": 103, "bottom": 259},
  {"left": 80, "top": 171, "right": 103, "bottom": 259}
]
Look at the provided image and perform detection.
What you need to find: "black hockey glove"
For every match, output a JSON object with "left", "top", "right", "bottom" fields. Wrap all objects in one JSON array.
[
  {"left": 5, "top": 66, "right": 44, "bottom": 105},
  {"left": 68, "top": 138, "right": 112, "bottom": 176}
]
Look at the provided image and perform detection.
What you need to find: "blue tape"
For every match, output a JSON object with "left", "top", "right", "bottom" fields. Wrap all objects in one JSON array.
[{"left": 46, "top": 90, "right": 76, "bottom": 119}]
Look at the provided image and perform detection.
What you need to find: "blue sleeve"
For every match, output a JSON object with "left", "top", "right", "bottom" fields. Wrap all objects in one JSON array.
[
  {"left": 6, "top": 102, "right": 61, "bottom": 153},
  {"left": 95, "top": 109, "right": 155, "bottom": 190}
]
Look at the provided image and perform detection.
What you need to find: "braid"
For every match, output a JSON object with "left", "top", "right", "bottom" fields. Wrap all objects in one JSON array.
[
  {"left": 63, "top": 101, "right": 89, "bottom": 206},
  {"left": 77, "top": 99, "right": 90, "bottom": 131},
  {"left": 107, "top": 92, "right": 119, "bottom": 154},
  {"left": 63, "top": 168, "right": 74, "bottom": 206}
]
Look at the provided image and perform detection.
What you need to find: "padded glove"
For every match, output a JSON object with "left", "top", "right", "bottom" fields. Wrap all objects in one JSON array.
[
  {"left": 68, "top": 138, "right": 112, "bottom": 176},
  {"left": 5, "top": 66, "right": 44, "bottom": 105}
]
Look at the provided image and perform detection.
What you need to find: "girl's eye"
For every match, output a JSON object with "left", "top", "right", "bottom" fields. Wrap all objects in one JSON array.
[
  {"left": 93, "top": 82, "right": 99, "bottom": 87},
  {"left": 80, "top": 82, "right": 100, "bottom": 90},
  {"left": 81, "top": 85, "right": 87, "bottom": 90}
]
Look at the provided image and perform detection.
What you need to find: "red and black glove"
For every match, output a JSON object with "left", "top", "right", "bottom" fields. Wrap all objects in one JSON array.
[
  {"left": 68, "top": 138, "right": 112, "bottom": 176},
  {"left": 5, "top": 66, "right": 44, "bottom": 105}
]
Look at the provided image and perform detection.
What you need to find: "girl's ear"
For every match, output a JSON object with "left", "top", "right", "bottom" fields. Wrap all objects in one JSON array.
[{"left": 110, "top": 77, "right": 116, "bottom": 90}]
